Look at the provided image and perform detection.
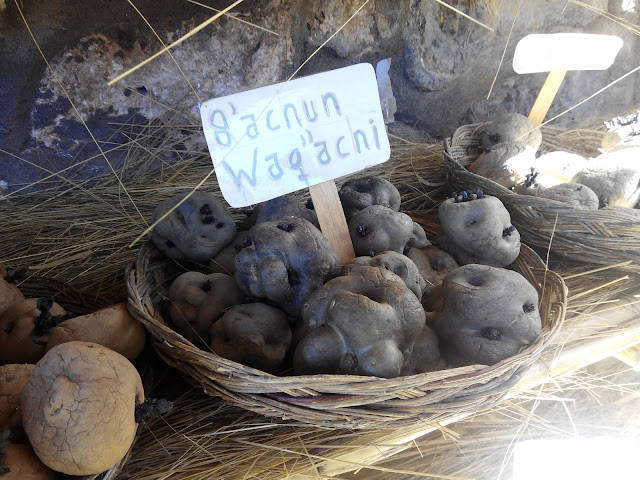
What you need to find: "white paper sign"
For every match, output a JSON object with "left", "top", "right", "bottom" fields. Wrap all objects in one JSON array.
[{"left": 200, "top": 63, "right": 390, "bottom": 208}]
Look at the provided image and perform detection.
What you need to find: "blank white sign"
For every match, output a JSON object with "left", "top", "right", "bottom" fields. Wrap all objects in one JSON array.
[{"left": 200, "top": 63, "right": 390, "bottom": 208}]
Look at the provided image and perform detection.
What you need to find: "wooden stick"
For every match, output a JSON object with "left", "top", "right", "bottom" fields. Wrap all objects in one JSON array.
[
  {"left": 308, "top": 181, "right": 356, "bottom": 265},
  {"left": 528, "top": 70, "right": 567, "bottom": 126}
]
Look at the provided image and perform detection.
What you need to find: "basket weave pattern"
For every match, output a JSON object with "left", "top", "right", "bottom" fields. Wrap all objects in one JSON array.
[
  {"left": 126, "top": 233, "right": 566, "bottom": 429},
  {"left": 446, "top": 123, "right": 640, "bottom": 273}
]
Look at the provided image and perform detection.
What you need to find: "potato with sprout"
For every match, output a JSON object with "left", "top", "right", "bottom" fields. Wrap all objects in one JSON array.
[
  {"left": 437, "top": 191, "right": 520, "bottom": 267},
  {"left": 0, "top": 298, "right": 68, "bottom": 364}
]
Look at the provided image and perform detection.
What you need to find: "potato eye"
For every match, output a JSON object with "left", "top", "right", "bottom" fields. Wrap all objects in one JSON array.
[
  {"left": 502, "top": 226, "right": 516, "bottom": 237},
  {"left": 480, "top": 327, "right": 501, "bottom": 340},
  {"left": 277, "top": 223, "right": 294, "bottom": 232},
  {"left": 523, "top": 303, "right": 535, "bottom": 313},
  {"left": 467, "top": 276, "right": 484, "bottom": 286}
]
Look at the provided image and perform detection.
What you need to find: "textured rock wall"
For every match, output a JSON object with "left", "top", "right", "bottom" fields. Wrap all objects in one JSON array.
[{"left": 1, "top": 0, "right": 638, "bottom": 190}]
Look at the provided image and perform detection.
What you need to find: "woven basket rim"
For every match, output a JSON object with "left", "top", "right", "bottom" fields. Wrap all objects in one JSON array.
[{"left": 126, "top": 222, "right": 567, "bottom": 428}]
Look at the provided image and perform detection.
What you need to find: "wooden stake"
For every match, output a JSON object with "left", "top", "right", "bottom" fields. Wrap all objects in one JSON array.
[
  {"left": 309, "top": 181, "right": 356, "bottom": 265},
  {"left": 528, "top": 70, "right": 567, "bottom": 126}
]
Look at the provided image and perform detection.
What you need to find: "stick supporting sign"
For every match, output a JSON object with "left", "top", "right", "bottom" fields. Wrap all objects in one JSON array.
[{"left": 200, "top": 63, "right": 390, "bottom": 263}]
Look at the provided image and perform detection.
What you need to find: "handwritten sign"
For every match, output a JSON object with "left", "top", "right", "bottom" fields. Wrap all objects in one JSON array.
[{"left": 200, "top": 63, "right": 390, "bottom": 208}]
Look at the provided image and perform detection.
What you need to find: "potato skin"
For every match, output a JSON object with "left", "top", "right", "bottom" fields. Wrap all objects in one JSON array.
[
  {"left": 0, "top": 364, "right": 35, "bottom": 443},
  {"left": 0, "top": 299, "right": 66, "bottom": 364},
  {"left": 0, "top": 279, "right": 24, "bottom": 318},
  {"left": 0, "top": 443, "right": 55, "bottom": 480},
  {"left": 45, "top": 303, "right": 146, "bottom": 361},
  {"left": 21, "top": 342, "right": 145, "bottom": 476}
]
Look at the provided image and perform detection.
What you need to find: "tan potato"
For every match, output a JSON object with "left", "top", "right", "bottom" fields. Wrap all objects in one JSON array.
[
  {"left": 0, "top": 299, "right": 66, "bottom": 364},
  {"left": 45, "top": 303, "right": 146, "bottom": 361},
  {"left": 0, "top": 364, "right": 35, "bottom": 443},
  {"left": 21, "top": 342, "right": 144, "bottom": 476},
  {"left": 0, "top": 442, "right": 55, "bottom": 480},
  {"left": 0, "top": 279, "right": 24, "bottom": 319}
]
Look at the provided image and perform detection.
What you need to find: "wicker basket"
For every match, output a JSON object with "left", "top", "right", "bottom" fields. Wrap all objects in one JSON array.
[
  {"left": 126, "top": 231, "right": 566, "bottom": 429},
  {"left": 445, "top": 123, "right": 640, "bottom": 274}
]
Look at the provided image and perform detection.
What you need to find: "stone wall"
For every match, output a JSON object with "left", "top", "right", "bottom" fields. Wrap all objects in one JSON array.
[{"left": 1, "top": 0, "right": 638, "bottom": 190}]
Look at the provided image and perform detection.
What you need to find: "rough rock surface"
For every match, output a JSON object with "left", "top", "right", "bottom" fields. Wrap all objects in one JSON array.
[{"left": 1, "top": 0, "right": 638, "bottom": 191}]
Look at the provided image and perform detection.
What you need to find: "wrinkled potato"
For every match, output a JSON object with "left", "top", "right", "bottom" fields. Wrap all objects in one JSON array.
[
  {"left": 482, "top": 113, "right": 542, "bottom": 151},
  {"left": 348, "top": 205, "right": 428, "bottom": 257},
  {"left": 209, "top": 303, "right": 291, "bottom": 372},
  {"left": 45, "top": 303, "right": 146, "bottom": 361},
  {"left": 152, "top": 191, "right": 236, "bottom": 262},
  {"left": 0, "top": 298, "right": 66, "bottom": 364},
  {"left": 0, "top": 441, "right": 55, "bottom": 480},
  {"left": 437, "top": 194, "right": 521, "bottom": 267},
  {"left": 339, "top": 176, "right": 401, "bottom": 221},
  {"left": 22, "top": 342, "right": 144, "bottom": 476},
  {"left": 406, "top": 245, "right": 459, "bottom": 298},
  {"left": 428, "top": 264, "right": 542, "bottom": 367},
  {"left": 0, "top": 279, "right": 24, "bottom": 319},
  {"left": 294, "top": 266, "right": 425, "bottom": 378},
  {"left": 342, "top": 251, "right": 426, "bottom": 300},
  {"left": 235, "top": 217, "right": 341, "bottom": 317},
  {"left": 468, "top": 142, "right": 537, "bottom": 189},
  {"left": 0, "top": 364, "right": 34, "bottom": 444},
  {"left": 535, "top": 182, "right": 599, "bottom": 210},
  {"left": 168, "top": 272, "right": 244, "bottom": 345}
]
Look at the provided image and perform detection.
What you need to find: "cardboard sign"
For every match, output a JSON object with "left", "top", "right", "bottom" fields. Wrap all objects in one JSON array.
[{"left": 200, "top": 63, "right": 390, "bottom": 208}]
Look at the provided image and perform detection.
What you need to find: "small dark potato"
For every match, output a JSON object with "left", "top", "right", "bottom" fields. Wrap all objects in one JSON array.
[
  {"left": 235, "top": 217, "right": 341, "bottom": 317},
  {"left": 401, "top": 325, "right": 444, "bottom": 375},
  {"left": 254, "top": 195, "right": 320, "bottom": 229},
  {"left": 0, "top": 279, "right": 24, "bottom": 319},
  {"left": 348, "top": 205, "right": 424, "bottom": 257},
  {"left": 482, "top": 113, "right": 542, "bottom": 150},
  {"left": 209, "top": 303, "right": 291, "bottom": 372},
  {"left": 437, "top": 195, "right": 521, "bottom": 267},
  {"left": 535, "top": 182, "right": 599, "bottom": 210},
  {"left": 428, "top": 264, "right": 542, "bottom": 367},
  {"left": 294, "top": 266, "right": 425, "bottom": 378},
  {"left": 0, "top": 364, "right": 35, "bottom": 443},
  {"left": 339, "top": 176, "right": 401, "bottom": 221},
  {"left": 342, "top": 251, "right": 426, "bottom": 300},
  {"left": 0, "top": 299, "right": 66, "bottom": 364},
  {"left": 0, "top": 441, "right": 55, "bottom": 480},
  {"left": 406, "top": 245, "right": 459, "bottom": 298},
  {"left": 168, "top": 272, "right": 244, "bottom": 346},
  {"left": 151, "top": 191, "right": 236, "bottom": 263},
  {"left": 45, "top": 303, "right": 146, "bottom": 361},
  {"left": 209, "top": 230, "right": 251, "bottom": 275}
]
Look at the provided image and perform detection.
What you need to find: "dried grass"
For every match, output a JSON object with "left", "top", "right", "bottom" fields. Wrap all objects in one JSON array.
[{"left": 2, "top": 107, "right": 639, "bottom": 479}]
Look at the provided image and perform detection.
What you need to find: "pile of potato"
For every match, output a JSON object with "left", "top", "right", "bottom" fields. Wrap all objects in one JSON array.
[
  {"left": 0, "top": 266, "right": 149, "bottom": 478},
  {"left": 468, "top": 112, "right": 640, "bottom": 210},
  {"left": 152, "top": 177, "right": 542, "bottom": 379}
]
